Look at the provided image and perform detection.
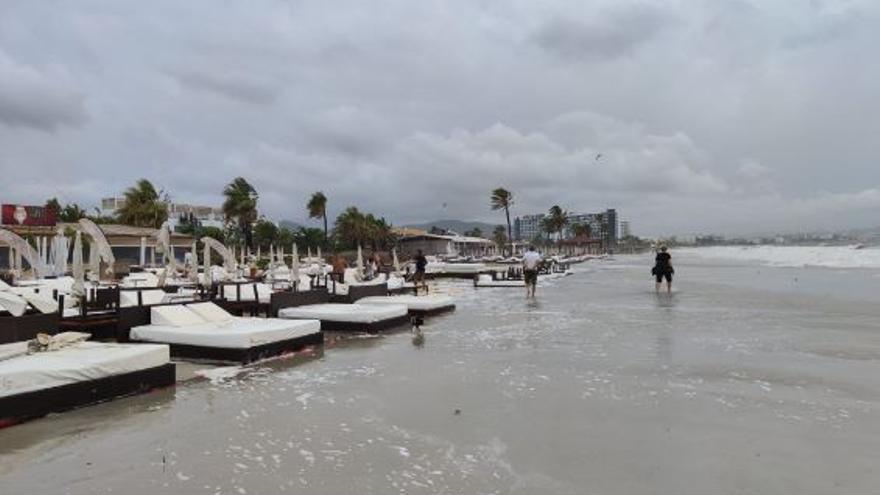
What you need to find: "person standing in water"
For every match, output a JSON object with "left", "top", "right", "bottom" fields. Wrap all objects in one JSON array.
[
  {"left": 653, "top": 245, "right": 674, "bottom": 294},
  {"left": 413, "top": 249, "right": 428, "bottom": 295},
  {"left": 522, "top": 245, "right": 541, "bottom": 298}
]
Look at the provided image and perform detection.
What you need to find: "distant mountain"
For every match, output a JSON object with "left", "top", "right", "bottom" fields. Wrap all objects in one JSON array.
[
  {"left": 401, "top": 219, "right": 501, "bottom": 238},
  {"left": 279, "top": 219, "right": 305, "bottom": 230}
]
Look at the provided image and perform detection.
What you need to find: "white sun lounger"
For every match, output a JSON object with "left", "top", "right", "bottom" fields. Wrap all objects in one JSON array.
[
  {"left": 129, "top": 303, "right": 322, "bottom": 363},
  {"left": 356, "top": 295, "right": 455, "bottom": 316},
  {"left": 0, "top": 340, "right": 174, "bottom": 426},
  {"left": 278, "top": 303, "right": 409, "bottom": 333}
]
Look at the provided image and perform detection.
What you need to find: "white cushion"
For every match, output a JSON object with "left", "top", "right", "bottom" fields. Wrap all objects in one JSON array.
[
  {"left": 357, "top": 295, "right": 454, "bottom": 311},
  {"left": 21, "top": 292, "right": 59, "bottom": 314},
  {"left": 131, "top": 318, "right": 320, "bottom": 349},
  {"left": 120, "top": 289, "right": 169, "bottom": 307},
  {"left": 0, "top": 342, "right": 170, "bottom": 398},
  {"left": 150, "top": 305, "right": 207, "bottom": 327},
  {"left": 0, "top": 291, "right": 27, "bottom": 317},
  {"left": 187, "top": 302, "right": 235, "bottom": 323},
  {"left": 279, "top": 303, "right": 407, "bottom": 323}
]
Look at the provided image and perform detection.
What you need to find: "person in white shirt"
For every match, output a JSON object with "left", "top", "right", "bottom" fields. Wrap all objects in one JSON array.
[{"left": 521, "top": 246, "right": 541, "bottom": 298}]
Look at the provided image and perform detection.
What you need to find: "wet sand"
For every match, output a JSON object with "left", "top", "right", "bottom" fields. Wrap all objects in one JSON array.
[{"left": 2, "top": 256, "right": 879, "bottom": 494}]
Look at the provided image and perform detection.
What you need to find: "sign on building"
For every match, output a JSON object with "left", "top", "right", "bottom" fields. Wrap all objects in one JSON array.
[{"left": 1, "top": 205, "right": 57, "bottom": 226}]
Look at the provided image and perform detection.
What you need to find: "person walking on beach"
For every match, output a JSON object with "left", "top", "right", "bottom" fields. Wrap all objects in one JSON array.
[
  {"left": 332, "top": 255, "right": 348, "bottom": 284},
  {"left": 413, "top": 249, "right": 428, "bottom": 295},
  {"left": 653, "top": 245, "right": 674, "bottom": 294},
  {"left": 522, "top": 245, "right": 541, "bottom": 298}
]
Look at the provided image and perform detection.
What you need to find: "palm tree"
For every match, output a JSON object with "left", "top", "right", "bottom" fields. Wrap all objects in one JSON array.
[
  {"left": 334, "top": 206, "right": 368, "bottom": 248},
  {"left": 547, "top": 205, "right": 568, "bottom": 241},
  {"left": 571, "top": 223, "right": 591, "bottom": 238},
  {"left": 222, "top": 177, "right": 259, "bottom": 249},
  {"left": 306, "top": 192, "right": 328, "bottom": 248},
  {"left": 492, "top": 225, "right": 507, "bottom": 250},
  {"left": 116, "top": 179, "right": 168, "bottom": 228},
  {"left": 489, "top": 188, "right": 513, "bottom": 254}
]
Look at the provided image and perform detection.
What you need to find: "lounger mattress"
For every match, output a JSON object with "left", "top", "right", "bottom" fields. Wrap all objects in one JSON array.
[
  {"left": 356, "top": 295, "right": 454, "bottom": 312},
  {"left": 130, "top": 318, "right": 320, "bottom": 349},
  {"left": 279, "top": 303, "right": 407, "bottom": 323},
  {"left": 0, "top": 342, "right": 170, "bottom": 398}
]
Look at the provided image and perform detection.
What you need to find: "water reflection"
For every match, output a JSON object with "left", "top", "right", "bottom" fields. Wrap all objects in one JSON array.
[{"left": 653, "top": 292, "right": 678, "bottom": 309}]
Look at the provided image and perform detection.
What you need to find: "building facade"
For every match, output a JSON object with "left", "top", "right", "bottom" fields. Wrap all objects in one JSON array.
[
  {"left": 100, "top": 197, "right": 225, "bottom": 229},
  {"left": 620, "top": 220, "right": 631, "bottom": 238},
  {"left": 513, "top": 214, "right": 545, "bottom": 242},
  {"left": 514, "top": 208, "right": 618, "bottom": 250}
]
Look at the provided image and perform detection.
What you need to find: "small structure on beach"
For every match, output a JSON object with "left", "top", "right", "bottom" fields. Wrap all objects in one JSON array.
[{"left": 396, "top": 232, "right": 496, "bottom": 257}]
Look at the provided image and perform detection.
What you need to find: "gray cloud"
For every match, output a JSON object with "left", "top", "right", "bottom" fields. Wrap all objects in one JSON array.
[
  {"left": 170, "top": 69, "right": 281, "bottom": 105},
  {"left": 0, "top": 51, "right": 87, "bottom": 131},
  {"left": 0, "top": 0, "right": 879, "bottom": 236},
  {"left": 532, "top": 4, "right": 674, "bottom": 60}
]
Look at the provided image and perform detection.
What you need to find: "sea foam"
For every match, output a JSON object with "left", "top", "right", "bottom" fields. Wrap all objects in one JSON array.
[{"left": 679, "top": 245, "right": 880, "bottom": 269}]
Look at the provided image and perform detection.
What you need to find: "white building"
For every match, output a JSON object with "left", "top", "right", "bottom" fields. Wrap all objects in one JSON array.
[{"left": 100, "top": 197, "right": 225, "bottom": 229}]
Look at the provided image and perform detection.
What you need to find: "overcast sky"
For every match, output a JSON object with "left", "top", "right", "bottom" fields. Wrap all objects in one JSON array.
[{"left": 1, "top": 0, "right": 878, "bottom": 236}]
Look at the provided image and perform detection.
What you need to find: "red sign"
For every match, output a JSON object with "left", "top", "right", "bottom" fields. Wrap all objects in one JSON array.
[{"left": 1, "top": 205, "right": 57, "bottom": 226}]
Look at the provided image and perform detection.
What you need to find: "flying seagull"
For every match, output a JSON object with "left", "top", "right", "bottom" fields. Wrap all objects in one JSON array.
[{"left": 595, "top": 153, "right": 603, "bottom": 161}]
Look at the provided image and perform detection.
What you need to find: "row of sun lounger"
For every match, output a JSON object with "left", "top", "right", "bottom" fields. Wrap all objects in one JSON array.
[{"left": 0, "top": 282, "right": 455, "bottom": 428}]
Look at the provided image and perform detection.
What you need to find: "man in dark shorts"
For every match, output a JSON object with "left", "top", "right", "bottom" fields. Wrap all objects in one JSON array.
[
  {"left": 522, "top": 245, "right": 541, "bottom": 298},
  {"left": 413, "top": 249, "right": 428, "bottom": 295},
  {"left": 653, "top": 245, "right": 674, "bottom": 294}
]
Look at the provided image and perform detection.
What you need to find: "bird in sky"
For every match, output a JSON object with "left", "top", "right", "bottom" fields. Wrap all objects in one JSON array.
[{"left": 595, "top": 153, "right": 603, "bottom": 161}]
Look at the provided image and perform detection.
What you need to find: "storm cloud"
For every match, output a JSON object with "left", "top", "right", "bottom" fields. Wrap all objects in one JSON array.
[{"left": 1, "top": 0, "right": 878, "bottom": 236}]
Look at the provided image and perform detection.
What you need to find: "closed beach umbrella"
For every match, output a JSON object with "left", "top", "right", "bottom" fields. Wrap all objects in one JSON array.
[
  {"left": 88, "top": 240, "right": 100, "bottom": 281},
  {"left": 203, "top": 240, "right": 212, "bottom": 285},
  {"left": 290, "top": 243, "right": 300, "bottom": 283},
  {"left": 56, "top": 233, "right": 68, "bottom": 275},
  {"left": 393, "top": 248, "right": 401, "bottom": 275},
  {"left": 307, "top": 246, "right": 312, "bottom": 261},
  {"left": 269, "top": 244, "right": 276, "bottom": 281},
  {"left": 139, "top": 237, "right": 146, "bottom": 266},
  {"left": 356, "top": 244, "right": 364, "bottom": 276},
  {"left": 257, "top": 245, "right": 261, "bottom": 261},
  {"left": 47, "top": 236, "right": 56, "bottom": 276},
  {"left": 168, "top": 244, "right": 177, "bottom": 274},
  {"left": 317, "top": 246, "right": 322, "bottom": 260},
  {"left": 71, "top": 231, "right": 85, "bottom": 300},
  {"left": 189, "top": 240, "right": 199, "bottom": 282}
]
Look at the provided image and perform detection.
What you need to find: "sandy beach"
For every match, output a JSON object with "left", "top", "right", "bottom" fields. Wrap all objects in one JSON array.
[{"left": 1, "top": 254, "right": 879, "bottom": 494}]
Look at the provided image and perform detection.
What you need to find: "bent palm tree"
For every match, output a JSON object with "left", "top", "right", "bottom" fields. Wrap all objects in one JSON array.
[
  {"left": 116, "top": 179, "right": 168, "bottom": 228},
  {"left": 547, "top": 205, "right": 568, "bottom": 241},
  {"left": 489, "top": 188, "right": 513, "bottom": 255},
  {"left": 307, "top": 191, "right": 328, "bottom": 248},
  {"left": 222, "top": 177, "right": 259, "bottom": 250}
]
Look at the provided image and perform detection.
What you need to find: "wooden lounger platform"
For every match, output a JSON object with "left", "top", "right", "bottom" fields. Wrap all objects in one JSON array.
[{"left": 162, "top": 331, "right": 323, "bottom": 364}]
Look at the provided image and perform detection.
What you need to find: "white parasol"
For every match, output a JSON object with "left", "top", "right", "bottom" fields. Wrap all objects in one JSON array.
[
  {"left": 71, "top": 231, "right": 85, "bottom": 301},
  {"left": 392, "top": 247, "right": 401, "bottom": 275},
  {"left": 356, "top": 244, "right": 364, "bottom": 278}
]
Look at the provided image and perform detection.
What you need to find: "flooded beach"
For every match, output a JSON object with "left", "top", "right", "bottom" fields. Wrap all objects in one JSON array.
[{"left": 2, "top": 254, "right": 879, "bottom": 494}]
